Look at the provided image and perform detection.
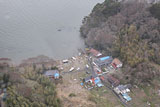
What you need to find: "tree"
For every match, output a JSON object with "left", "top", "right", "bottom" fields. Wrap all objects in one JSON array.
[{"left": 150, "top": 2, "right": 160, "bottom": 20}]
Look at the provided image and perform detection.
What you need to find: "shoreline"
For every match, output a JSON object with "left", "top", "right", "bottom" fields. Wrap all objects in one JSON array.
[{"left": 0, "top": 48, "right": 85, "bottom": 67}]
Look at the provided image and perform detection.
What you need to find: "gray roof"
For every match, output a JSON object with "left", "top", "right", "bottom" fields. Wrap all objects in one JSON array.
[
  {"left": 44, "top": 70, "right": 59, "bottom": 76},
  {"left": 117, "top": 84, "right": 132, "bottom": 91},
  {"left": 124, "top": 84, "right": 132, "bottom": 89},
  {"left": 117, "top": 85, "right": 126, "bottom": 91},
  {"left": 94, "top": 57, "right": 113, "bottom": 66}
]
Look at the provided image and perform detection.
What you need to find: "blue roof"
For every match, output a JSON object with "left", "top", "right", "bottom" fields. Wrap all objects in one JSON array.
[
  {"left": 54, "top": 73, "right": 59, "bottom": 78},
  {"left": 94, "top": 78, "right": 100, "bottom": 84},
  {"left": 122, "top": 93, "right": 132, "bottom": 101},
  {"left": 97, "top": 83, "right": 103, "bottom": 87},
  {"left": 99, "top": 56, "right": 111, "bottom": 61}
]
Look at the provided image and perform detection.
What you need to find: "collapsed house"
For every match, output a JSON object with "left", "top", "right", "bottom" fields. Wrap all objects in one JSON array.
[
  {"left": 94, "top": 66, "right": 102, "bottom": 75},
  {"left": 84, "top": 75, "right": 104, "bottom": 89},
  {"left": 114, "top": 84, "right": 132, "bottom": 94},
  {"left": 111, "top": 58, "right": 123, "bottom": 69},
  {"left": 107, "top": 75, "right": 120, "bottom": 87},
  {"left": 89, "top": 48, "right": 102, "bottom": 57},
  {"left": 114, "top": 84, "right": 132, "bottom": 102}
]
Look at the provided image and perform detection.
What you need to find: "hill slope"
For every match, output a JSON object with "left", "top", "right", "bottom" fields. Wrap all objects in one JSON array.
[{"left": 80, "top": 0, "right": 160, "bottom": 85}]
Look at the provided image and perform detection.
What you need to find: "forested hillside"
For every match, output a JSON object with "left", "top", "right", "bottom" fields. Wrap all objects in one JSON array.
[
  {"left": 0, "top": 66, "right": 61, "bottom": 107},
  {"left": 80, "top": 0, "right": 160, "bottom": 85}
]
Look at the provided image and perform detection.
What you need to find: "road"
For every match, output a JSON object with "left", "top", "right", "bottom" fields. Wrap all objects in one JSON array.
[
  {"left": 103, "top": 81, "right": 131, "bottom": 107},
  {"left": 88, "top": 57, "right": 97, "bottom": 77}
]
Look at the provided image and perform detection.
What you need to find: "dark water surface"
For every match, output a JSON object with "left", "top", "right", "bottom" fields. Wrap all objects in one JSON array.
[{"left": 0, "top": 0, "right": 104, "bottom": 62}]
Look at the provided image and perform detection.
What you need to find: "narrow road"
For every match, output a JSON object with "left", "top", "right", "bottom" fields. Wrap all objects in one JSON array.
[
  {"left": 88, "top": 57, "right": 97, "bottom": 77},
  {"left": 87, "top": 57, "right": 131, "bottom": 107},
  {"left": 103, "top": 81, "right": 130, "bottom": 107}
]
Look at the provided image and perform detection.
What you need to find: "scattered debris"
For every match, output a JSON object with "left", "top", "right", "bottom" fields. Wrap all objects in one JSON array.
[
  {"left": 86, "top": 64, "right": 89, "bottom": 68},
  {"left": 147, "top": 101, "right": 151, "bottom": 106},
  {"left": 114, "top": 84, "right": 131, "bottom": 94},
  {"left": 77, "top": 67, "right": 80, "bottom": 71},
  {"left": 89, "top": 48, "right": 102, "bottom": 57},
  {"left": 107, "top": 75, "right": 120, "bottom": 87},
  {"left": 69, "top": 67, "right": 75, "bottom": 72},
  {"left": 111, "top": 58, "right": 123, "bottom": 69},
  {"left": 63, "top": 59, "right": 69, "bottom": 63},
  {"left": 72, "top": 57, "right": 76, "bottom": 60}
]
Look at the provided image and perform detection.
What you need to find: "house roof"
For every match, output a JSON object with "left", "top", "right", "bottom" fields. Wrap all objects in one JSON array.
[
  {"left": 99, "top": 56, "right": 111, "bottom": 61},
  {"left": 44, "top": 70, "right": 59, "bottom": 76},
  {"left": 97, "top": 83, "right": 104, "bottom": 87},
  {"left": 89, "top": 49, "right": 102, "bottom": 57},
  {"left": 117, "top": 85, "right": 126, "bottom": 91},
  {"left": 95, "top": 57, "right": 113, "bottom": 66},
  {"left": 122, "top": 93, "right": 132, "bottom": 101},
  {"left": 84, "top": 74, "right": 98, "bottom": 82},
  {"left": 94, "top": 77, "right": 101, "bottom": 84},
  {"left": 107, "top": 75, "right": 120, "bottom": 86},
  {"left": 112, "top": 58, "right": 122, "bottom": 65},
  {"left": 124, "top": 84, "right": 132, "bottom": 89}
]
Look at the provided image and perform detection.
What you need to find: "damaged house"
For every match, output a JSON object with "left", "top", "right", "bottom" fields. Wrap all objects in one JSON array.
[
  {"left": 84, "top": 74, "right": 104, "bottom": 88},
  {"left": 89, "top": 48, "right": 102, "bottom": 57},
  {"left": 107, "top": 75, "right": 120, "bottom": 87},
  {"left": 111, "top": 58, "right": 123, "bottom": 69}
]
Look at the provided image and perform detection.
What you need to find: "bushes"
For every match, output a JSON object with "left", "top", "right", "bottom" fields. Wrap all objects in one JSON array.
[
  {"left": 69, "top": 93, "right": 76, "bottom": 97},
  {"left": 3, "top": 73, "right": 10, "bottom": 83},
  {"left": 150, "top": 3, "right": 160, "bottom": 20},
  {"left": 6, "top": 68, "right": 61, "bottom": 107},
  {"left": 102, "top": 0, "right": 121, "bottom": 17},
  {"left": 81, "top": 0, "right": 160, "bottom": 84}
]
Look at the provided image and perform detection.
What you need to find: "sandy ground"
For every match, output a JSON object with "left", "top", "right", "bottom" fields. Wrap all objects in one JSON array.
[
  {"left": 57, "top": 77, "right": 95, "bottom": 107},
  {"left": 56, "top": 55, "right": 96, "bottom": 107}
]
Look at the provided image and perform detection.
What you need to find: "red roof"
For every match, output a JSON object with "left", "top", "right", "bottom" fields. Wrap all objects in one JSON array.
[
  {"left": 111, "top": 58, "right": 122, "bottom": 65},
  {"left": 89, "top": 48, "right": 102, "bottom": 57},
  {"left": 100, "top": 76, "right": 105, "bottom": 81},
  {"left": 107, "top": 75, "right": 120, "bottom": 86},
  {"left": 91, "top": 78, "right": 95, "bottom": 85}
]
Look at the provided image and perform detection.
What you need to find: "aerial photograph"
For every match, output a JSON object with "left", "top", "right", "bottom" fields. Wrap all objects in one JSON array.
[{"left": 0, "top": 0, "right": 160, "bottom": 107}]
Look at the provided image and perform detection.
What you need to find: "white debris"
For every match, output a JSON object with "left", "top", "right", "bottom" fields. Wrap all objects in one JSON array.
[
  {"left": 147, "top": 101, "right": 151, "bottom": 106},
  {"left": 86, "top": 64, "right": 89, "bottom": 68},
  {"left": 72, "top": 57, "right": 76, "bottom": 60},
  {"left": 126, "top": 89, "right": 130, "bottom": 93},
  {"left": 60, "top": 67, "right": 63, "bottom": 70},
  {"left": 77, "top": 67, "right": 80, "bottom": 71},
  {"left": 158, "top": 90, "right": 160, "bottom": 96},
  {"left": 63, "top": 59, "right": 69, "bottom": 63},
  {"left": 69, "top": 67, "right": 75, "bottom": 72}
]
